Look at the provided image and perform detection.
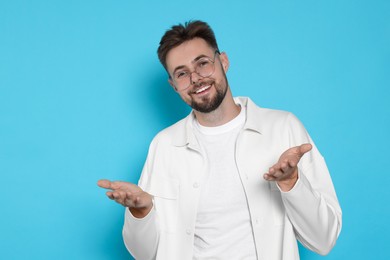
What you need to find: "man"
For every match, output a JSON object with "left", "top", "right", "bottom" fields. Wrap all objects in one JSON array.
[{"left": 98, "top": 20, "right": 342, "bottom": 260}]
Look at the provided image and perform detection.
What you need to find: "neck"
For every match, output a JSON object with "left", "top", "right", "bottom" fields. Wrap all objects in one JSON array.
[{"left": 194, "top": 91, "right": 240, "bottom": 127}]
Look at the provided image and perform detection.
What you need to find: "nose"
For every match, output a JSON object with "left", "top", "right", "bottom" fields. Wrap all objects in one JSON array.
[{"left": 190, "top": 71, "right": 201, "bottom": 85}]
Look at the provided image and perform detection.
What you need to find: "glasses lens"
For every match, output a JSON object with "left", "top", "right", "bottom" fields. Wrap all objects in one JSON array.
[
  {"left": 196, "top": 58, "right": 214, "bottom": 77},
  {"left": 173, "top": 71, "right": 190, "bottom": 90},
  {"left": 173, "top": 54, "right": 217, "bottom": 90}
]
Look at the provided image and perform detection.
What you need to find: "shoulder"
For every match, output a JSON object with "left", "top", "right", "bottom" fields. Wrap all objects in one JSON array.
[
  {"left": 238, "top": 97, "right": 303, "bottom": 132},
  {"left": 240, "top": 96, "right": 312, "bottom": 146}
]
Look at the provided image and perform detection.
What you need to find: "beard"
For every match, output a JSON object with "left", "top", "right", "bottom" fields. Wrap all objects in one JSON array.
[{"left": 188, "top": 75, "right": 228, "bottom": 113}]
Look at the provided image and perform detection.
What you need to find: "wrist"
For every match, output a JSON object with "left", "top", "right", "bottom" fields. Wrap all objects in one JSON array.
[
  {"left": 277, "top": 168, "right": 299, "bottom": 192},
  {"left": 129, "top": 204, "right": 153, "bottom": 219}
]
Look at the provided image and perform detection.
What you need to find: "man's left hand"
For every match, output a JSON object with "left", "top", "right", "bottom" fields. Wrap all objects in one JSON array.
[{"left": 263, "top": 143, "right": 312, "bottom": 191}]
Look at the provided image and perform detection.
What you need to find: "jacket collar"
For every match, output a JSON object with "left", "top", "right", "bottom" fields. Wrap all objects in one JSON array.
[
  {"left": 238, "top": 97, "right": 263, "bottom": 134},
  {"left": 172, "top": 112, "right": 199, "bottom": 149},
  {"left": 172, "top": 97, "right": 263, "bottom": 148}
]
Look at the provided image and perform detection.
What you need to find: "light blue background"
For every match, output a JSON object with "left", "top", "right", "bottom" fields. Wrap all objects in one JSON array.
[{"left": 1, "top": 0, "right": 389, "bottom": 259}]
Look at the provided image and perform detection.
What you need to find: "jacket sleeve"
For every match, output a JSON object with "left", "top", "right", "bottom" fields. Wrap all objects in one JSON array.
[
  {"left": 123, "top": 205, "right": 159, "bottom": 260},
  {"left": 279, "top": 113, "right": 342, "bottom": 255},
  {"left": 122, "top": 139, "right": 160, "bottom": 260}
]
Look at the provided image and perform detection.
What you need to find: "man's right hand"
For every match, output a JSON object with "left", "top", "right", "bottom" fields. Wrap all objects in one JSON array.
[{"left": 97, "top": 179, "right": 153, "bottom": 218}]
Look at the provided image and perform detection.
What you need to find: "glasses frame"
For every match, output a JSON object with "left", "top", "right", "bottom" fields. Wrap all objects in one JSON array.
[{"left": 171, "top": 50, "right": 220, "bottom": 91}]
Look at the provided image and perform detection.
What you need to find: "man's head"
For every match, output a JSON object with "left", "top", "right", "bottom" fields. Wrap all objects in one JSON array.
[
  {"left": 157, "top": 21, "right": 231, "bottom": 114},
  {"left": 157, "top": 20, "right": 219, "bottom": 71}
]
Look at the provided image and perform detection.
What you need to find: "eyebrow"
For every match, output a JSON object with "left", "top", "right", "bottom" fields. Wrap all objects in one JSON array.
[{"left": 172, "top": 54, "right": 211, "bottom": 75}]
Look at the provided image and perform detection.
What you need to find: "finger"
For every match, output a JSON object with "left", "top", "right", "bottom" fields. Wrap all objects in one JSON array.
[
  {"left": 106, "top": 191, "right": 115, "bottom": 200},
  {"left": 287, "top": 159, "right": 297, "bottom": 168},
  {"left": 299, "top": 143, "right": 312, "bottom": 156},
  {"left": 263, "top": 173, "right": 277, "bottom": 181},
  {"left": 98, "top": 179, "right": 128, "bottom": 190},
  {"left": 112, "top": 190, "right": 123, "bottom": 200},
  {"left": 280, "top": 160, "right": 290, "bottom": 172},
  {"left": 124, "top": 192, "right": 147, "bottom": 208},
  {"left": 111, "top": 181, "right": 137, "bottom": 191},
  {"left": 113, "top": 190, "right": 128, "bottom": 205},
  {"left": 97, "top": 179, "right": 113, "bottom": 189},
  {"left": 268, "top": 163, "right": 284, "bottom": 177},
  {"left": 269, "top": 162, "right": 282, "bottom": 174},
  {"left": 268, "top": 168, "right": 285, "bottom": 179},
  {"left": 124, "top": 194, "right": 139, "bottom": 208},
  {"left": 110, "top": 181, "right": 124, "bottom": 190}
]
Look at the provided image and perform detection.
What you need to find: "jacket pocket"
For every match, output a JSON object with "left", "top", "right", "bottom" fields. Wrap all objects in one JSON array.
[{"left": 148, "top": 176, "right": 180, "bottom": 233}]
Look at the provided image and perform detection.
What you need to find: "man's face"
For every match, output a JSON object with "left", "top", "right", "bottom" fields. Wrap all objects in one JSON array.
[{"left": 165, "top": 38, "right": 229, "bottom": 113}]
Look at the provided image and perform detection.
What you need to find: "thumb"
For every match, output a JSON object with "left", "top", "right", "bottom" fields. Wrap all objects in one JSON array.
[
  {"left": 299, "top": 143, "right": 313, "bottom": 156},
  {"left": 97, "top": 179, "right": 112, "bottom": 189}
]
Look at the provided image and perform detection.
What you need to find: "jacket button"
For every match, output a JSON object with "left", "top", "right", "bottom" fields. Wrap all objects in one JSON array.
[
  {"left": 186, "top": 229, "right": 192, "bottom": 235},
  {"left": 193, "top": 182, "right": 199, "bottom": 188},
  {"left": 255, "top": 218, "right": 262, "bottom": 226}
]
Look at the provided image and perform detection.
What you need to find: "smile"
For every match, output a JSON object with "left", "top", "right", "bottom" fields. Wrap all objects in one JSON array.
[{"left": 194, "top": 84, "right": 211, "bottom": 94}]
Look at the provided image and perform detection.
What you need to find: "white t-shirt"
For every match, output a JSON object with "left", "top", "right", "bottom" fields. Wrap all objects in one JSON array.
[{"left": 192, "top": 104, "right": 257, "bottom": 260}]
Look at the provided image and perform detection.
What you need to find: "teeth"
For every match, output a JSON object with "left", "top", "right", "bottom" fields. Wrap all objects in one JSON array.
[{"left": 195, "top": 85, "right": 211, "bottom": 94}]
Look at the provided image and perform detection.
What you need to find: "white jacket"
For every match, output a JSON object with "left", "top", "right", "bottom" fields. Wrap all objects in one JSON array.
[{"left": 123, "top": 97, "right": 342, "bottom": 260}]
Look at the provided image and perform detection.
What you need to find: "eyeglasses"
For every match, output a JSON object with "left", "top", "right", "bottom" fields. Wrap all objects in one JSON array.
[{"left": 171, "top": 50, "right": 220, "bottom": 91}]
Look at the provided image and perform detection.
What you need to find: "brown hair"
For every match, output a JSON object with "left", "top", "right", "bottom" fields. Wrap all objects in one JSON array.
[{"left": 157, "top": 20, "right": 219, "bottom": 71}]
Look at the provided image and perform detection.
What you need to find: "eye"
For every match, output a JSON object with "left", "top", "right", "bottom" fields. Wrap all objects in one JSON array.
[
  {"left": 198, "top": 59, "right": 211, "bottom": 68},
  {"left": 175, "top": 70, "right": 188, "bottom": 79}
]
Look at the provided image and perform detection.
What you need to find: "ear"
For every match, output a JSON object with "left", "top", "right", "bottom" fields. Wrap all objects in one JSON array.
[
  {"left": 168, "top": 78, "right": 178, "bottom": 91},
  {"left": 219, "top": 52, "right": 230, "bottom": 73}
]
